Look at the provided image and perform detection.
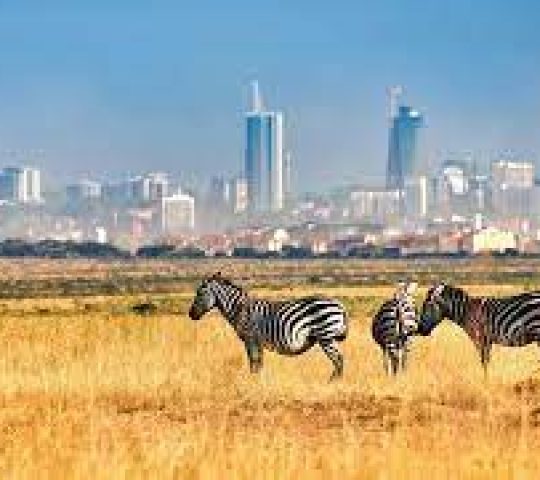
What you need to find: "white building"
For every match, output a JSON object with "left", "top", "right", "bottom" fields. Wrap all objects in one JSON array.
[
  {"left": 403, "top": 176, "right": 428, "bottom": 219},
  {"left": 232, "top": 177, "right": 248, "bottom": 213},
  {"left": 491, "top": 160, "right": 534, "bottom": 219},
  {"left": 491, "top": 160, "right": 534, "bottom": 189},
  {"left": 472, "top": 227, "right": 517, "bottom": 254},
  {"left": 0, "top": 166, "right": 41, "bottom": 204},
  {"left": 161, "top": 191, "right": 195, "bottom": 234},
  {"left": 349, "top": 188, "right": 401, "bottom": 223}
]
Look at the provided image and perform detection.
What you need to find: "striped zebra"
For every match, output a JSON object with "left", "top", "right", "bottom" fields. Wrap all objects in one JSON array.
[
  {"left": 188, "top": 273, "right": 349, "bottom": 380},
  {"left": 372, "top": 281, "right": 418, "bottom": 375},
  {"left": 417, "top": 283, "right": 540, "bottom": 372}
]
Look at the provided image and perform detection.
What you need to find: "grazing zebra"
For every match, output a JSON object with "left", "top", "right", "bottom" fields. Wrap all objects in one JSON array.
[
  {"left": 372, "top": 281, "right": 418, "bottom": 375},
  {"left": 417, "top": 283, "right": 540, "bottom": 372},
  {"left": 188, "top": 273, "right": 349, "bottom": 380}
]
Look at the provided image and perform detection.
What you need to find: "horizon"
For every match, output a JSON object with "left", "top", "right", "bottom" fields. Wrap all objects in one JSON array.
[{"left": 0, "top": 1, "right": 539, "bottom": 193}]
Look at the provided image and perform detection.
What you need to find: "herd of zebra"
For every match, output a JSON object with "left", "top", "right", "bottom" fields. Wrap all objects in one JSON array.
[{"left": 188, "top": 272, "right": 540, "bottom": 379}]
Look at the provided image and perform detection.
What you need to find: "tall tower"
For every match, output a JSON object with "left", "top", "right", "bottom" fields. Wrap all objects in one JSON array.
[
  {"left": 387, "top": 85, "right": 403, "bottom": 122},
  {"left": 250, "top": 80, "right": 263, "bottom": 112},
  {"left": 386, "top": 88, "right": 423, "bottom": 191},
  {"left": 244, "top": 82, "right": 284, "bottom": 213}
]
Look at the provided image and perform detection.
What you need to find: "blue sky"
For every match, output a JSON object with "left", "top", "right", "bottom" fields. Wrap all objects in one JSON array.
[{"left": 0, "top": 1, "right": 539, "bottom": 191}]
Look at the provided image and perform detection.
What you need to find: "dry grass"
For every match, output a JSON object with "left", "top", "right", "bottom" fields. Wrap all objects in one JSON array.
[{"left": 0, "top": 262, "right": 540, "bottom": 478}]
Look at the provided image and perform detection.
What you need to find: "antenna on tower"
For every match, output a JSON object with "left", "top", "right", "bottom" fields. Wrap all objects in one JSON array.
[
  {"left": 387, "top": 85, "right": 403, "bottom": 122},
  {"left": 250, "top": 80, "right": 264, "bottom": 112}
]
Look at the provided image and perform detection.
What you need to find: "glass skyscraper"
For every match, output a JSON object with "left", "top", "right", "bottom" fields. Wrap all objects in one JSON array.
[
  {"left": 386, "top": 105, "right": 424, "bottom": 190},
  {"left": 245, "top": 82, "right": 284, "bottom": 212}
]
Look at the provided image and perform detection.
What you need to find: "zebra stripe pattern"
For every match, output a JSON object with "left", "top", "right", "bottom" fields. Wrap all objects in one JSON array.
[
  {"left": 188, "top": 272, "right": 349, "bottom": 380},
  {"left": 372, "top": 282, "right": 418, "bottom": 375},
  {"left": 418, "top": 283, "right": 540, "bottom": 370}
]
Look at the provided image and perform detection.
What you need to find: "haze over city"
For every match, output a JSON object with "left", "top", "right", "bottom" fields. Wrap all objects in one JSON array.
[{"left": 1, "top": 1, "right": 539, "bottom": 191}]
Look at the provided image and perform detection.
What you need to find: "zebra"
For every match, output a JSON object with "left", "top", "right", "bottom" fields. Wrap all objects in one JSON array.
[
  {"left": 372, "top": 281, "right": 418, "bottom": 375},
  {"left": 417, "top": 282, "right": 540, "bottom": 373},
  {"left": 188, "top": 272, "right": 349, "bottom": 380}
]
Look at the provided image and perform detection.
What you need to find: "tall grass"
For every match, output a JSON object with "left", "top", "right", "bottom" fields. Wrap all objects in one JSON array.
[{"left": 0, "top": 283, "right": 539, "bottom": 478}]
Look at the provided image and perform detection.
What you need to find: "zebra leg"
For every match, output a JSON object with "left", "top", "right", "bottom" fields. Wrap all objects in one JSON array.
[
  {"left": 383, "top": 350, "right": 389, "bottom": 375},
  {"left": 480, "top": 342, "right": 491, "bottom": 377},
  {"left": 384, "top": 348, "right": 396, "bottom": 376},
  {"left": 320, "top": 341, "right": 344, "bottom": 381},
  {"left": 399, "top": 345, "right": 407, "bottom": 373},
  {"left": 390, "top": 350, "right": 399, "bottom": 375},
  {"left": 244, "top": 339, "right": 263, "bottom": 374}
]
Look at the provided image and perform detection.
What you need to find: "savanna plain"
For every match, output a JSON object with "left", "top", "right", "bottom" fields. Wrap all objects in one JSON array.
[{"left": 1, "top": 258, "right": 540, "bottom": 479}]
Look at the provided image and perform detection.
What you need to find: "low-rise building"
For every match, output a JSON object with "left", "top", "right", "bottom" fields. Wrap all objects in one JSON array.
[{"left": 161, "top": 191, "right": 195, "bottom": 234}]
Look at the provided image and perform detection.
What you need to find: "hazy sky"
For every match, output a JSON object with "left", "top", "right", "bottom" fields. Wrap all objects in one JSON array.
[{"left": 0, "top": 1, "right": 539, "bottom": 191}]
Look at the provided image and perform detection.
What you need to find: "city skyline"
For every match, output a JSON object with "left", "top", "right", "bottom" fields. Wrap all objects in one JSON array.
[{"left": 0, "top": 2, "right": 539, "bottom": 192}]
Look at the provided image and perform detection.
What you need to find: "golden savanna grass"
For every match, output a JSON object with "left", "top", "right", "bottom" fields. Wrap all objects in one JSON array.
[{"left": 0, "top": 260, "right": 540, "bottom": 478}]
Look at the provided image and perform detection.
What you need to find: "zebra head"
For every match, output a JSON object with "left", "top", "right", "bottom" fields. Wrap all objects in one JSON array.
[
  {"left": 417, "top": 283, "right": 447, "bottom": 335},
  {"left": 189, "top": 274, "right": 221, "bottom": 320}
]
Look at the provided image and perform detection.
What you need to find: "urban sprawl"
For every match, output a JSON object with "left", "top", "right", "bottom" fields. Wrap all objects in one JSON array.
[{"left": 0, "top": 83, "right": 538, "bottom": 258}]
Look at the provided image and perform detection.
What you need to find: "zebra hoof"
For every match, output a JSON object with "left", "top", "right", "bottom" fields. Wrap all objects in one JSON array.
[
  {"left": 328, "top": 371, "right": 343, "bottom": 382},
  {"left": 250, "top": 364, "right": 262, "bottom": 374}
]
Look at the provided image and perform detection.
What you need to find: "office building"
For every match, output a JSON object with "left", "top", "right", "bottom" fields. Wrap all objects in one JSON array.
[
  {"left": 437, "top": 161, "right": 471, "bottom": 218},
  {"left": 403, "top": 176, "right": 428, "bottom": 219},
  {"left": 491, "top": 160, "right": 534, "bottom": 219},
  {"left": 161, "top": 191, "right": 195, "bottom": 234},
  {"left": 491, "top": 160, "right": 534, "bottom": 189},
  {"left": 130, "top": 172, "right": 169, "bottom": 204},
  {"left": 232, "top": 177, "right": 248, "bottom": 213},
  {"left": 208, "top": 176, "right": 232, "bottom": 207},
  {"left": 66, "top": 180, "right": 102, "bottom": 204},
  {"left": 349, "top": 188, "right": 401, "bottom": 223},
  {"left": 0, "top": 166, "right": 41, "bottom": 204},
  {"left": 283, "top": 151, "right": 293, "bottom": 206},
  {"left": 245, "top": 81, "right": 284, "bottom": 212},
  {"left": 386, "top": 105, "right": 424, "bottom": 191}
]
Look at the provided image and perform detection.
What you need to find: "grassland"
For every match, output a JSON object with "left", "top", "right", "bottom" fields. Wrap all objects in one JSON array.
[{"left": 0, "top": 259, "right": 540, "bottom": 478}]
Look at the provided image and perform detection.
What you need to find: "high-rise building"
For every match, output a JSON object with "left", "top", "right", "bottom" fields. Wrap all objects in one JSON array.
[
  {"left": 491, "top": 160, "right": 534, "bottom": 220},
  {"left": 0, "top": 166, "right": 41, "bottom": 204},
  {"left": 161, "top": 191, "right": 195, "bottom": 234},
  {"left": 130, "top": 172, "right": 169, "bottom": 204},
  {"left": 208, "top": 176, "right": 232, "bottom": 207},
  {"left": 283, "top": 151, "right": 293, "bottom": 206},
  {"left": 349, "top": 188, "right": 401, "bottom": 223},
  {"left": 386, "top": 104, "right": 424, "bottom": 191},
  {"left": 146, "top": 172, "right": 169, "bottom": 202},
  {"left": 232, "top": 177, "right": 248, "bottom": 214},
  {"left": 245, "top": 81, "right": 284, "bottom": 212},
  {"left": 403, "top": 176, "right": 428, "bottom": 219},
  {"left": 103, "top": 173, "right": 169, "bottom": 206},
  {"left": 66, "top": 180, "right": 102, "bottom": 203},
  {"left": 437, "top": 160, "right": 471, "bottom": 218},
  {"left": 491, "top": 160, "right": 534, "bottom": 189}
]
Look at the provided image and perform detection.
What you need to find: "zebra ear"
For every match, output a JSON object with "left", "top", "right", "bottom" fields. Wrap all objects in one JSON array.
[
  {"left": 406, "top": 282, "right": 418, "bottom": 295},
  {"left": 433, "top": 283, "right": 445, "bottom": 297}
]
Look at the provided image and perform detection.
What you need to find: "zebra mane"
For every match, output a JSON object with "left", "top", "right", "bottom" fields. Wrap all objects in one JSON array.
[
  {"left": 442, "top": 284, "right": 470, "bottom": 301},
  {"left": 207, "top": 273, "right": 247, "bottom": 295}
]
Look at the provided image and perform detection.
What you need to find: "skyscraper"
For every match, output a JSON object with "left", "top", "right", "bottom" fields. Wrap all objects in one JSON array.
[
  {"left": 245, "top": 81, "right": 284, "bottom": 212},
  {"left": 386, "top": 104, "right": 424, "bottom": 191}
]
